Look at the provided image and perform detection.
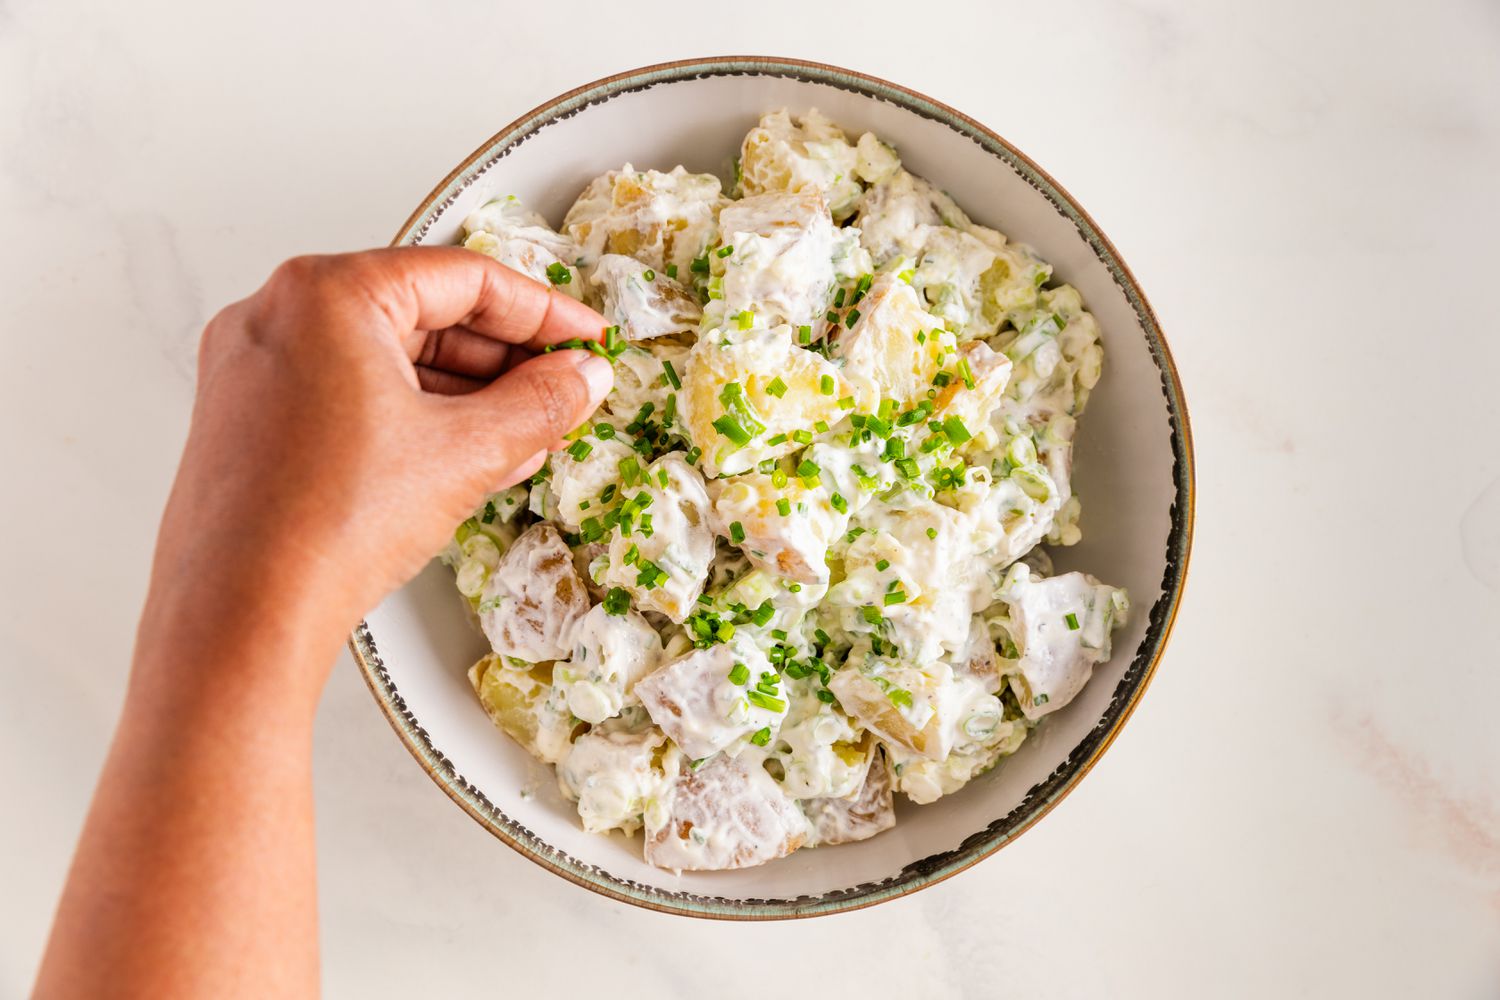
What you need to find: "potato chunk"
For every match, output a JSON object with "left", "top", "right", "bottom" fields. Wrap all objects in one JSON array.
[
  {"left": 634, "top": 639, "right": 787, "bottom": 759},
  {"left": 590, "top": 253, "right": 701, "bottom": 341},
  {"left": 707, "top": 191, "right": 837, "bottom": 332},
  {"left": 679, "top": 326, "right": 851, "bottom": 477},
  {"left": 831, "top": 275, "right": 955, "bottom": 412},
  {"left": 552, "top": 604, "right": 662, "bottom": 725},
  {"left": 557, "top": 725, "right": 669, "bottom": 835},
  {"left": 996, "top": 564, "right": 1129, "bottom": 720},
  {"left": 713, "top": 473, "right": 846, "bottom": 584},
  {"left": 828, "top": 649, "right": 954, "bottom": 760},
  {"left": 478, "top": 523, "right": 590, "bottom": 663},
  {"left": 461, "top": 196, "right": 584, "bottom": 296},
  {"left": 739, "top": 109, "right": 864, "bottom": 220},
  {"left": 601, "top": 454, "right": 716, "bottom": 622},
  {"left": 644, "top": 752, "right": 808, "bottom": 871},
  {"left": 468, "top": 654, "right": 576, "bottom": 764},
  {"left": 563, "top": 165, "right": 727, "bottom": 274},
  {"left": 802, "top": 750, "right": 896, "bottom": 847}
]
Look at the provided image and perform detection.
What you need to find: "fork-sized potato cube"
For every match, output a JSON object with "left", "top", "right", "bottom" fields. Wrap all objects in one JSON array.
[
  {"left": 461, "top": 196, "right": 585, "bottom": 297},
  {"left": 556, "top": 725, "right": 669, "bottom": 835},
  {"left": 644, "top": 752, "right": 808, "bottom": 871},
  {"left": 713, "top": 473, "right": 846, "bottom": 584},
  {"left": 552, "top": 603, "right": 662, "bottom": 725},
  {"left": 678, "top": 327, "right": 852, "bottom": 477},
  {"left": 739, "top": 109, "right": 864, "bottom": 221},
  {"left": 563, "top": 165, "right": 727, "bottom": 274},
  {"left": 601, "top": 454, "right": 716, "bottom": 622},
  {"left": 828, "top": 649, "right": 954, "bottom": 760},
  {"left": 831, "top": 274, "right": 956, "bottom": 412},
  {"left": 590, "top": 253, "right": 701, "bottom": 341},
  {"left": 634, "top": 638, "right": 787, "bottom": 759},
  {"left": 932, "top": 340, "right": 1012, "bottom": 440},
  {"left": 478, "top": 523, "right": 591, "bottom": 663},
  {"left": 707, "top": 191, "right": 837, "bottom": 332},
  {"left": 468, "top": 653, "right": 577, "bottom": 764},
  {"left": 801, "top": 749, "right": 896, "bottom": 847}
]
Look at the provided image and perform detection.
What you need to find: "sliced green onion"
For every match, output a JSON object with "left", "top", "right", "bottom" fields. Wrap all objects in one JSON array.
[
  {"left": 819, "top": 374, "right": 835, "bottom": 395},
  {"left": 728, "top": 662, "right": 750, "bottom": 685},
  {"left": 776, "top": 498, "right": 791, "bottom": 517},
  {"left": 730, "top": 521, "right": 746, "bottom": 544},
  {"left": 662, "top": 360, "right": 681, "bottom": 390},
  {"left": 837, "top": 395, "right": 855, "bottom": 410},
  {"left": 750, "top": 602, "right": 775, "bottom": 627},
  {"left": 545, "top": 262, "right": 572, "bottom": 285},
  {"left": 766, "top": 376, "right": 788, "bottom": 398},
  {"left": 1065, "top": 613, "right": 1080, "bottom": 631},
  {"left": 566, "top": 439, "right": 593, "bottom": 462},
  {"left": 643, "top": 268, "right": 656, "bottom": 281},
  {"left": 797, "top": 325, "right": 812, "bottom": 343},
  {"left": 957, "top": 357, "right": 975, "bottom": 389},
  {"left": 792, "top": 429, "right": 813, "bottom": 445},
  {"left": 746, "top": 690, "right": 786, "bottom": 712},
  {"left": 942, "top": 416, "right": 972, "bottom": 445},
  {"left": 716, "top": 244, "right": 734, "bottom": 258},
  {"left": 875, "top": 558, "right": 890, "bottom": 572},
  {"left": 830, "top": 492, "right": 848, "bottom": 513},
  {"left": 845, "top": 309, "right": 860, "bottom": 328},
  {"left": 749, "top": 727, "right": 772, "bottom": 747},
  {"left": 666, "top": 263, "right": 679, "bottom": 278},
  {"left": 884, "top": 590, "right": 907, "bottom": 606}
]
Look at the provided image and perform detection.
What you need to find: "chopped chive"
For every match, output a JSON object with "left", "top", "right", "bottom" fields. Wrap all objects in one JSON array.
[
  {"left": 1065, "top": 613, "right": 1080, "bottom": 631},
  {"left": 792, "top": 429, "right": 813, "bottom": 445},
  {"left": 861, "top": 606, "right": 883, "bottom": 626},
  {"left": 844, "top": 309, "right": 860, "bottom": 328},
  {"left": 932, "top": 371, "right": 953, "bottom": 387},
  {"left": 566, "top": 439, "right": 593, "bottom": 462},
  {"left": 896, "top": 457, "right": 920, "bottom": 479},
  {"left": 888, "top": 688, "right": 913, "bottom": 708},
  {"left": 942, "top": 416, "right": 972, "bottom": 445},
  {"left": 926, "top": 527, "right": 938, "bottom": 539},
  {"left": 594, "top": 422, "right": 616, "bottom": 439},
  {"left": 728, "top": 662, "right": 750, "bottom": 685},
  {"left": 716, "top": 244, "right": 734, "bottom": 258},
  {"left": 771, "top": 469, "right": 789, "bottom": 489},
  {"left": 749, "top": 726, "right": 772, "bottom": 747},
  {"left": 603, "top": 325, "right": 624, "bottom": 356},
  {"left": 684, "top": 446, "right": 702, "bottom": 465},
  {"left": 830, "top": 492, "right": 847, "bottom": 513},
  {"left": 766, "top": 376, "right": 788, "bottom": 398},
  {"left": 619, "top": 456, "right": 641, "bottom": 486},
  {"left": 663, "top": 393, "right": 676, "bottom": 426},
  {"left": 816, "top": 688, "right": 836, "bottom": 704},
  {"left": 666, "top": 263, "right": 679, "bottom": 278},
  {"left": 797, "top": 458, "right": 821, "bottom": 478},
  {"left": 825, "top": 310, "right": 838, "bottom": 323},
  {"left": 957, "top": 357, "right": 975, "bottom": 389},
  {"left": 662, "top": 360, "right": 681, "bottom": 389},
  {"left": 603, "top": 587, "right": 630, "bottom": 616},
  {"left": 545, "top": 262, "right": 572, "bottom": 285},
  {"left": 712, "top": 415, "right": 752, "bottom": 445},
  {"left": 690, "top": 255, "right": 710, "bottom": 274},
  {"left": 746, "top": 690, "right": 786, "bottom": 712},
  {"left": 875, "top": 558, "right": 890, "bottom": 571},
  {"left": 820, "top": 374, "right": 835, "bottom": 395},
  {"left": 758, "top": 459, "right": 777, "bottom": 474},
  {"left": 750, "top": 602, "right": 775, "bottom": 627},
  {"left": 767, "top": 433, "right": 789, "bottom": 446},
  {"left": 776, "top": 498, "right": 791, "bottom": 517},
  {"left": 884, "top": 590, "right": 907, "bottom": 606},
  {"left": 730, "top": 521, "right": 746, "bottom": 544},
  {"left": 736, "top": 310, "right": 755, "bottom": 330},
  {"left": 837, "top": 395, "right": 855, "bottom": 410},
  {"left": 797, "top": 325, "right": 812, "bottom": 343}
]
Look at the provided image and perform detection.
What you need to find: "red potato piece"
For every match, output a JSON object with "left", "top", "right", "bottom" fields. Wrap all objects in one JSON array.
[
  {"left": 802, "top": 751, "right": 896, "bottom": 847},
  {"left": 479, "top": 523, "right": 591, "bottom": 663},
  {"left": 644, "top": 753, "right": 807, "bottom": 872}
]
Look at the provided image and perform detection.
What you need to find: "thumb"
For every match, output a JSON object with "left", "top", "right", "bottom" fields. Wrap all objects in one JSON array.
[{"left": 450, "top": 348, "right": 614, "bottom": 487}]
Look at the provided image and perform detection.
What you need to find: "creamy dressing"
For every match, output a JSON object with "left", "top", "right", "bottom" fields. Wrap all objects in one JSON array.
[{"left": 446, "top": 108, "right": 1128, "bottom": 872}]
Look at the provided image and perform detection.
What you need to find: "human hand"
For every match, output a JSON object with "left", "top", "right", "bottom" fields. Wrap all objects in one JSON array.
[{"left": 146, "top": 247, "right": 613, "bottom": 669}]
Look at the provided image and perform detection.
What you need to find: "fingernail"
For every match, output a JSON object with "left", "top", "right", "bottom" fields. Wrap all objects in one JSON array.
[{"left": 575, "top": 353, "right": 614, "bottom": 403}]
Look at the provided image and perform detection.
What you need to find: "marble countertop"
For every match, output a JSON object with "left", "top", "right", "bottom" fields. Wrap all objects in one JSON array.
[{"left": 3, "top": 0, "right": 1497, "bottom": 995}]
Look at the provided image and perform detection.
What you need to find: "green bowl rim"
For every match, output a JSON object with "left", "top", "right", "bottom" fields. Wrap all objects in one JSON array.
[{"left": 349, "top": 55, "right": 1196, "bottom": 920}]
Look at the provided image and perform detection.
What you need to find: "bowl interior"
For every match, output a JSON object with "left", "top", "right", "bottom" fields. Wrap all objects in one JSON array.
[{"left": 357, "top": 62, "right": 1189, "bottom": 916}]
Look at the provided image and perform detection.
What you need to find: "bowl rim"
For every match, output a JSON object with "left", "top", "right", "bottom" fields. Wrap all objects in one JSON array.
[{"left": 350, "top": 55, "right": 1195, "bottom": 920}]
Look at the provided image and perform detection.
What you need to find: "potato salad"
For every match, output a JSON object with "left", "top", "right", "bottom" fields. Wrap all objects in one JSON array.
[{"left": 440, "top": 110, "right": 1129, "bottom": 873}]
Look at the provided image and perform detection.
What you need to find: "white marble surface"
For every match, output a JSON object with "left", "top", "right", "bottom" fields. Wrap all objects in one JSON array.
[{"left": 3, "top": 0, "right": 1498, "bottom": 995}]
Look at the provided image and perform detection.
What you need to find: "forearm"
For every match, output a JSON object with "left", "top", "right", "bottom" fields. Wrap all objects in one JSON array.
[{"left": 35, "top": 583, "right": 344, "bottom": 999}]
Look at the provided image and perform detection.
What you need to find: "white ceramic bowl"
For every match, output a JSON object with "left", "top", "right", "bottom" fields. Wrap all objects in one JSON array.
[{"left": 352, "top": 57, "right": 1194, "bottom": 918}]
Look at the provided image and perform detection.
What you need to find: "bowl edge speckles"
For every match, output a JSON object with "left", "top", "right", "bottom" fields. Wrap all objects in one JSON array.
[{"left": 349, "top": 56, "right": 1195, "bottom": 920}]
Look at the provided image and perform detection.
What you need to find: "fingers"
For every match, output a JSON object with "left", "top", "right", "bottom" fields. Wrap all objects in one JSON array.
[
  {"left": 494, "top": 449, "right": 549, "bottom": 491},
  {"left": 414, "top": 326, "right": 511, "bottom": 379},
  {"left": 339, "top": 247, "right": 607, "bottom": 351},
  {"left": 415, "top": 366, "right": 487, "bottom": 395},
  {"left": 450, "top": 350, "right": 613, "bottom": 484}
]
